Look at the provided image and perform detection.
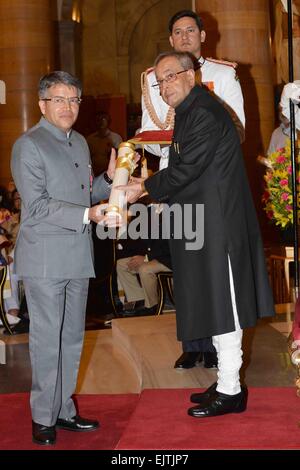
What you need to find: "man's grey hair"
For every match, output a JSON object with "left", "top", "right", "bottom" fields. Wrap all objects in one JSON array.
[
  {"left": 154, "top": 51, "right": 195, "bottom": 71},
  {"left": 38, "top": 71, "right": 82, "bottom": 98}
]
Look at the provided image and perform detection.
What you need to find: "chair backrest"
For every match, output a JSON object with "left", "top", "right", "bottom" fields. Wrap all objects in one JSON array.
[
  {"left": 0, "top": 266, "right": 13, "bottom": 334},
  {"left": 156, "top": 271, "right": 174, "bottom": 315},
  {"left": 92, "top": 224, "right": 116, "bottom": 281}
]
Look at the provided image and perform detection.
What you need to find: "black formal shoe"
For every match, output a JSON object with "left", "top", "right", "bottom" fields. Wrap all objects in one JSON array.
[
  {"left": 203, "top": 351, "right": 218, "bottom": 369},
  {"left": 3, "top": 318, "right": 29, "bottom": 335},
  {"left": 56, "top": 415, "right": 99, "bottom": 432},
  {"left": 120, "top": 300, "right": 145, "bottom": 317},
  {"left": 188, "top": 387, "right": 248, "bottom": 418},
  {"left": 32, "top": 421, "right": 56, "bottom": 445},
  {"left": 190, "top": 382, "right": 217, "bottom": 404},
  {"left": 174, "top": 351, "right": 203, "bottom": 369},
  {"left": 121, "top": 303, "right": 158, "bottom": 317},
  {"left": 135, "top": 304, "right": 158, "bottom": 316},
  {"left": 113, "top": 296, "right": 124, "bottom": 313}
]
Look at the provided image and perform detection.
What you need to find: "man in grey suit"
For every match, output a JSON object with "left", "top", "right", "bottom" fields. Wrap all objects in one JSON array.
[{"left": 11, "top": 71, "right": 114, "bottom": 446}]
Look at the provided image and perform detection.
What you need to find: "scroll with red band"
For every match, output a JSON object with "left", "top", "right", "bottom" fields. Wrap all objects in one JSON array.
[{"left": 128, "top": 129, "right": 173, "bottom": 145}]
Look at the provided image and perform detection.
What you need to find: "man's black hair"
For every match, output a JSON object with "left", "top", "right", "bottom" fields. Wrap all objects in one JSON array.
[
  {"left": 168, "top": 10, "right": 204, "bottom": 33},
  {"left": 38, "top": 71, "right": 82, "bottom": 98}
]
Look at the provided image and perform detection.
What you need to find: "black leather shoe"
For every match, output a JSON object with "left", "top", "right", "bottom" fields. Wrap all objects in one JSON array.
[
  {"left": 56, "top": 415, "right": 99, "bottom": 432},
  {"left": 3, "top": 318, "right": 29, "bottom": 335},
  {"left": 135, "top": 304, "right": 158, "bottom": 316},
  {"left": 190, "top": 382, "right": 217, "bottom": 404},
  {"left": 188, "top": 387, "right": 248, "bottom": 418},
  {"left": 121, "top": 303, "right": 158, "bottom": 317},
  {"left": 32, "top": 421, "right": 56, "bottom": 445},
  {"left": 174, "top": 351, "right": 203, "bottom": 369},
  {"left": 120, "top": 300, "right": 145, "bottom": 317},
  {"left": 203, "top": 351, "right": 218, "bottom": 369}
]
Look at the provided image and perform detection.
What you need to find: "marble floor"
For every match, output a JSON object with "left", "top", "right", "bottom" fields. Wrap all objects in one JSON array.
[{"left": 0, "top": 304, "right": 298, "bottom": 395}]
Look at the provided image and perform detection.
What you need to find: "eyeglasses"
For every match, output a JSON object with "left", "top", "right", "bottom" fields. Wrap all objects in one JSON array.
[
  {"left": 42, "top": 96, "right": 82, "bottom": 106},
  {"left": 152, "top": 70, "right": 188, "bottom": 89}
]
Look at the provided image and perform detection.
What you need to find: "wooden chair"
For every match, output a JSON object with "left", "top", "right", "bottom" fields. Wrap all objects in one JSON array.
[
  {"left": 0, "top": 266, "right": 10, "bottom": 364},
  {"left": 155, "top": 271, "right": 174, "bottom": 315},
  {"left": 268, "top": 248, "right": 293, "bottom": 305},
  {"left": 87, "top": 228, "right": 120, "bottom": 319},
  {"left": 0, "top": 265, "right": 13, "bottom": 335}
]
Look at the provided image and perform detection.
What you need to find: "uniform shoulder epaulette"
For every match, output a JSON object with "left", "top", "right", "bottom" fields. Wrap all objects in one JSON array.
[
  {"left": 141, "top": 67, "right": 154, "bottom": 88},
  {"left": 145, "top": 67, "right": 154, "bottom": 75},
  {"left": 206, "top": 57, "right": 238, "bottom": 69}
]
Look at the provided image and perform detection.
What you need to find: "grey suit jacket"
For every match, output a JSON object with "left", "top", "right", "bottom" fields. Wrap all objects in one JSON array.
[{"left": 11, "top": 117, "right": 111, "bottom": 279}]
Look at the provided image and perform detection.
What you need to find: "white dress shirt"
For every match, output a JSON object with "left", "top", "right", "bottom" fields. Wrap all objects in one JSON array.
[{"left": 280, "top": 81, "right": 300, "bottom": 130}]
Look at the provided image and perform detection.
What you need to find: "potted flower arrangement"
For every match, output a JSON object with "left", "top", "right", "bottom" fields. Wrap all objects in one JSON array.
[{"left": 259, "top": 139, "right": 298, "bottom": 230}]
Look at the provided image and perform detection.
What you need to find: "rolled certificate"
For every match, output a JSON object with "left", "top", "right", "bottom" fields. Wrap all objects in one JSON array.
[{"left": 106, "top": 141, "right": 136, "bottom": 222}]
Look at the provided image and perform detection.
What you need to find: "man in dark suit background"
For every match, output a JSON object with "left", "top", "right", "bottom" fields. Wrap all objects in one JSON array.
[{"left": 119, "top": 51, "right": 275, "bottom": 417}]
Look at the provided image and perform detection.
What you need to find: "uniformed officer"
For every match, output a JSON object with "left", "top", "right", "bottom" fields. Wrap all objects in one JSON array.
[
  {"left": 280, "top": 80, "right": 300, "bottom": 129},
  {"left": 140, "top": 9, "right": 246, "bottom": 370}
]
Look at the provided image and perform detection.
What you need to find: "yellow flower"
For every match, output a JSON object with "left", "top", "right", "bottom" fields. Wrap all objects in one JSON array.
[{"left": 261, "top": 140, "right": 298, "bottom": 229}]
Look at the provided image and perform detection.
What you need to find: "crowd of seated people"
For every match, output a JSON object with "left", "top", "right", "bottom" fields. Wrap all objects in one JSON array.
[
  {"left": 1, "top": 175, "right": 174, "bottom": 335},
  {"left": 0, "top": 182, "right": 29, "bottom": 334}
]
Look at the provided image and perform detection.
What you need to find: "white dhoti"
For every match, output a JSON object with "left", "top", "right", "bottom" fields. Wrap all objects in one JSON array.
[{"left": 212, "top": 256, "right": 243, "bottom": 395}]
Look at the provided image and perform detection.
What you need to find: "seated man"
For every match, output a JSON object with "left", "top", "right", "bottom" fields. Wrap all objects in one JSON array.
[{"left": 117, "top": 204, "right": 172, "bottom": 316}]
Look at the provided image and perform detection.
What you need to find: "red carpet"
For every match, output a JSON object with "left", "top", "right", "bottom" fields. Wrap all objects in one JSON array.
[
  {"left": 0, "top": 393, "right": 138, "bottom": 450},
  {"left": 1, "top": 388, "right": 300, "bottom": 450},
  {"left": 116, "top": 388, "right": 300, "bottom": 450}
]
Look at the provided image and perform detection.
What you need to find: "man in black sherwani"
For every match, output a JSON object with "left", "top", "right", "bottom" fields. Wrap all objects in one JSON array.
[{"left": 120, "top": 51, "right": 275, "bottom": 417}]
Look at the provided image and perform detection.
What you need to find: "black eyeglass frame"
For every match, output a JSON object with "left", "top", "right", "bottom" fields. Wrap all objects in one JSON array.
[{"left": 41, "top": 96, "right": 82, "bottom": 105}]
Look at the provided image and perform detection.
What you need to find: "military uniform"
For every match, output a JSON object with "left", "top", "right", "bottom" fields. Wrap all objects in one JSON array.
[{"left": 280, "top": 81, "right": 300, "bottom": 130}]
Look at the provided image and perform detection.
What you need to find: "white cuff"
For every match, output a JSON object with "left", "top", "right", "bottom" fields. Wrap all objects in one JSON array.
[{"left": 83, "top": 207, "right": 90, "bottom": 224}]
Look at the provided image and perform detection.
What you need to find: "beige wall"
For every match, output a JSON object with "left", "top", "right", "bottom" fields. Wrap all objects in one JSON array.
[
  {"left": 82, "top": 0, "right": 119, "bottom": 96},
  {"left": 195, "top": 0, "right": 275, "bottom": 242},
  {"left": 128, "top": 0, "right": 191, "bottom": 103},
  {"left": 80, "top": 0, "right": 300, "bottom": 102},
  {"left": 81, "top": 0, "right": 191, "bottom": 101},
  {"left": 0, "top": 0, "right": 54, "bottom": 186}
]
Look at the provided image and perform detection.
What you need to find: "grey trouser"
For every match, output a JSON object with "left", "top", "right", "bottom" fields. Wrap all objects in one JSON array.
[{"left": 23, "top": 277, "right": 89, "bottom": 426}]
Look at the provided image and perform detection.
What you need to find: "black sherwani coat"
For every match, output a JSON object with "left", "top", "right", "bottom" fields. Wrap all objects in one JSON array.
[{"left": 145, "top": 85, "right": 275, "bottom": 341}]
